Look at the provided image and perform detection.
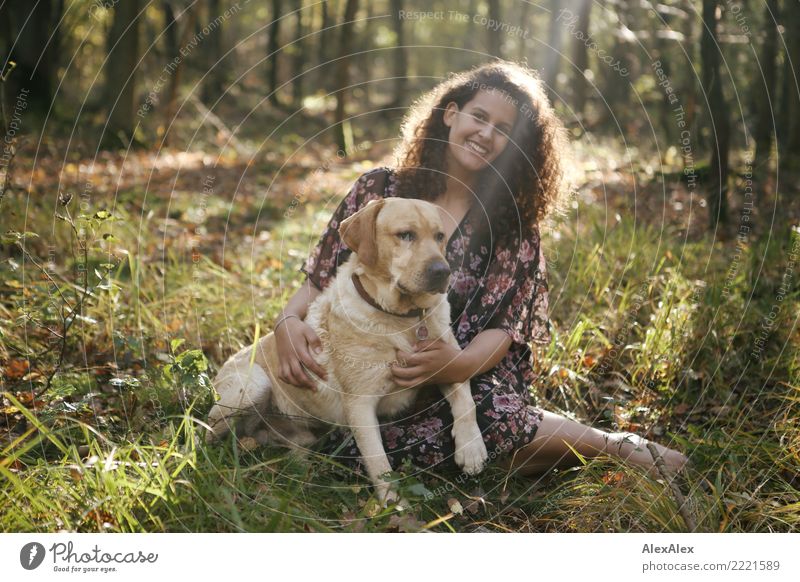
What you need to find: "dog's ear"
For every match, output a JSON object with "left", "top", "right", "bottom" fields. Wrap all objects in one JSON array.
[{"left": 339, "top": 199, "right": 385, "bottom": 269}]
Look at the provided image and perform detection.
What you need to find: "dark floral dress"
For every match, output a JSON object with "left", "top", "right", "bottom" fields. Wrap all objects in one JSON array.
[{"left": 299, "top": 167, "right": 552, "bottom": 473}]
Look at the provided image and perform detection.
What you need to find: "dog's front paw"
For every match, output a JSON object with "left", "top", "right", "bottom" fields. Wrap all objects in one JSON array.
[{"left": 453, "top": 425, "right": 489, "bottom": 475}]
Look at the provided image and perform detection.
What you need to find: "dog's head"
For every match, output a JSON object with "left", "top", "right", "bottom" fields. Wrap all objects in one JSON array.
[{"left": 339, "top": 198, "right": 452, "bottom": 297}]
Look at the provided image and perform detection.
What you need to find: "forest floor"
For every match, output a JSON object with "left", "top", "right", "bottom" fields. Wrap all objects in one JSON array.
[{"left": 1, "top": 123, "right": 798, "bottom": 532}]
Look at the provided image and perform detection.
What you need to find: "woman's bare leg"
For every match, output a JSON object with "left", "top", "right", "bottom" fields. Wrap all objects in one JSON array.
[{"left": 501, "top": 410, "right": 689, "bottom": 477}]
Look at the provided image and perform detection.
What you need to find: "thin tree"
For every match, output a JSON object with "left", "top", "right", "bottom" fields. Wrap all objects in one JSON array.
[
  {"left": 781, "top": 0, "right": 800, "bottom": 167},
  {"left": 487, "top": 0, "right": 502, "bottom": 58},
  {"left": 334, "top": 0, "right": 359, "bottom": 153},
  {"left": 700, "top": 0, "right": 730, "bottom": 231},
  {"left": 390, "top": 0, "right": 407, "bottom": 109},
  {"left": 543, "top": 0, "right": 564, "bottom": 102},
  {"left": 202, "top": 0, "right": 227, "bottom": 104},
  {"left": 291, "top": 1, "right": 305, "bottom": 106},
  {"left": 1, "top": 0, "right": 61, "bottom": 116},
  {"left": 163, "top": 4, "right": 197, "bottom": 145},
  {"left": 105, "top": 0, "right": 141, "bottom": 146},
  {"left": 571, "top": 0, "right": 592, "bottom": 118},
  {"left": 753, "top": 0, "right": 778, "bottom": 172},
  {"left": 359, "top": 0, "right": 372, "bottom": 108},
  {"left": 652, "top": 1, "right": 677, "bottom": 142},
  {"left": 468, "top": 0, "right": 479, "bottom": 43},
  {"left": 680, "top": 0, "right": 697, "bottom": 145},
  {"left": 316, "top": 0, "right": 333, "bottom": 93},
  {"left": 162, "top": 1, "right": 178, "bottom": 61},
  {"left": 517, "top": 0, "right": 531, "bottom": 61},
  {"left": 267, "top": 0, "right": 283, "bottom": 107}
]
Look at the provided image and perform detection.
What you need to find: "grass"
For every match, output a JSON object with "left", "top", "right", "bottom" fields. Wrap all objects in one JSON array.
[{"left": 1, "top": 152, "right": 798, "bottom": 532}]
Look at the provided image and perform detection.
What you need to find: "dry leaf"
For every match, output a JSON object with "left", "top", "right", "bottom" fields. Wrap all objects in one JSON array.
[
  {"left": 447, "top": 497, "right": 464, "bottom": 515},
  {"left": 237, "top": 436, "right": 258, "bottom": 451},
  {"left": 4, "top": 359, "right": 30, "bottom": 380}
]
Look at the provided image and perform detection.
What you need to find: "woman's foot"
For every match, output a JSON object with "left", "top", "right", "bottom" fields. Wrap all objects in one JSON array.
[{"left": 604, "top": 432, "right": 689, "bottom": 479}]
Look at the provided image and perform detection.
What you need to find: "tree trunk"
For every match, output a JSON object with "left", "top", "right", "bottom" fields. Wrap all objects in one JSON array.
[
  {"left": 267, "top": 0, "right": 283, "bottom": 106},
  {"left": 517, "top": 0, "right": 531, "bottom": 61},
  {"left": 701, "top": 0, "right": 730, "bottom": 232},
  {"left": 680, "top": 0, "right": 697, "bottom": 148},
  {"left": 753, "top": 0, "right": 778, "bottom": 171},
  {"left": 162, "top": 1, "right": 178, "bottom": 60},
  {"left": 390, "top": 0, "right": 407, "bottom": 108},
  {"left": 781, "top": 0, "right": 800, "bottom": 168},
  {"left": 359, "top": 1, "right": 371, "bottom": 108},
  {"left": 487, "top": 0, "right": 502, "bottom": 58},
  {"left": 316, "top": 0, "right": 332, "bottom": 92},
  {"left": 292, "top": 1, "right": 304, "bottom": 106},
  {"left": 652, "top": 1, "right": 673, "bottom": 142},
  {"left": 571, "top": 0, "right": 592, "bottom": 118},
  {"left": 543, "top": 0, "right": 563, "bottom": 103},
  {"left": 105, "top": 0, "right": 141, "bottom": 145},
  {"left": 334, "top": 0, "right": 358, "bottom": 153},
  {"left": 202, "top": 0, "right": 226, "bottom": 104},
  {"left": 317, "top": 0, "right": 331, "bottom": 63},
  {"left": 465, "top": 0, "right": 479, "bottom": 47},
  {"left": 1, "top": 0, "right": 59, "bottom": 116},
  {"left": 163, "top": 4, "right": 196, "bottom": 145}
]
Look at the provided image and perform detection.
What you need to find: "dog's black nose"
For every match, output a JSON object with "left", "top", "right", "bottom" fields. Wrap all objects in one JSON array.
[{"left": 425, "top": 261, "right": 451, "bottom": 292}]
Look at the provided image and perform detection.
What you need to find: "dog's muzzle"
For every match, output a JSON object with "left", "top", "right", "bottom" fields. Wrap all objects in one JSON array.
[{"left": 425, "top": 260, "right": 451, "bottom": 293}]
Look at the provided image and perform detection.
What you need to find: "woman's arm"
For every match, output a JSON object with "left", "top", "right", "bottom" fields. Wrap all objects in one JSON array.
[
  {"left": 273, "top": 280, "right": 327, "bottom": 389},
  {"left": 391, "top": 329, "right": 512, "bottom": 387},
  {"left": 458, "top": 329, "right": 513, "bottom": 379},
  {"left": 279, "top": 279, "right": 322, "bottom": 320}
]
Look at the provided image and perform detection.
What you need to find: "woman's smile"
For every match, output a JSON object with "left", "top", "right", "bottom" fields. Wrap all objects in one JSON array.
[{"left": 465, "top": 139, "right": 490, "bottom": 157}]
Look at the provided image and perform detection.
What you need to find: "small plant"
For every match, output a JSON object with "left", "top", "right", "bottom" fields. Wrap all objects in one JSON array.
[{"left": 161, "top": 339, "right": 213, "bottom": 412}]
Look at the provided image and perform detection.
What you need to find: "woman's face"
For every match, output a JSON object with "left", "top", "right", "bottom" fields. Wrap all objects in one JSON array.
[{"left": 442, "top": 88, "right": 519, "bottom": 174}]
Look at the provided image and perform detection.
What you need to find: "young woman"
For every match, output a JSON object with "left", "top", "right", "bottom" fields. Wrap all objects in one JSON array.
[{"left": 271, "top": 61, "right": 689, "bottom": 481}]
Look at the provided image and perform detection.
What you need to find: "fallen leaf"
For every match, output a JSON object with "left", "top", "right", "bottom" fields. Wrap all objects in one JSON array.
[
  {"left": 237, "top": 436, "right": 258, "bottom": 451},
  {"left": 388, "top": 513, "right": 424, "bottom": 532},
  {"left": 362, "top": 497, "right": 381, "bottom": 518},
  {"left": 4, "top": 359, "right": 30, "bottom": 380},
  {"left": 86, "top": 509, "right": 116, "bottom": 529},
  {"left": 447, "top": 497, "right": 463, "bottom": 515},
  {"left": 602, "top": 471, "right": 626, "bottom": 485}
]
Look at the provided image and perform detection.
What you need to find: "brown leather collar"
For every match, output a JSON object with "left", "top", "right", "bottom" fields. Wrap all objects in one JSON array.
[{"left": 351, "top": 274, "right": 425, "bottom": 318}]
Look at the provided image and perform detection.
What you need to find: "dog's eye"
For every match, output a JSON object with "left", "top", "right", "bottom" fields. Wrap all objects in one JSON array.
[
  {"left": 397, "top": 231, "right": 415, "bottom": 241},
  {"left": 435, "top": 232, "right": 445, "bottom": 243}
]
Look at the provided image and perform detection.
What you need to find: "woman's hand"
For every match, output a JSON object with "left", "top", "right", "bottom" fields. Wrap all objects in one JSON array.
[
  {"left": 274, "top": 316, "right": 328, "bottom": 390},
  {"left": 391, "top": 339, "right": 470, "bottom": 388}
]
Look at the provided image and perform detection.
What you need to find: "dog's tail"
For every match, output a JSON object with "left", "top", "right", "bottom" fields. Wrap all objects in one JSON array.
[{"left": 206, "top": 353, "right": 272, "bottom": 444}]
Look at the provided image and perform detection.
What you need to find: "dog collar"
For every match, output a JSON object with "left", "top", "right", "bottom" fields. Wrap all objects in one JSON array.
[{"left": 351, "top": 274, "right": 430, "bottom": 340}]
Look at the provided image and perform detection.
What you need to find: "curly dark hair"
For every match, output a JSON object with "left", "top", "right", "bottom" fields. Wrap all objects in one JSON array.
[{"left": 392, "top": 60, "right": 569, "bottom": 243}]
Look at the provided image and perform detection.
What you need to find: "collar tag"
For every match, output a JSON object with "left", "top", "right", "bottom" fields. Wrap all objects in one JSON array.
[{"left": 415, "top": 308, "right": 429, "bottom": 340}]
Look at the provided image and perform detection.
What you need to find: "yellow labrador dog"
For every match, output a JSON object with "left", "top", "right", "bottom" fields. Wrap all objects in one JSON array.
[{"left": 206, "top": 197, "right": 488, "bottom": 503}]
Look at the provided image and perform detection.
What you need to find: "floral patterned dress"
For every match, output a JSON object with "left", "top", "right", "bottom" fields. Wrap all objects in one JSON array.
[{"left": 299, "top": 167, "right": 552, "bottom": 473}]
